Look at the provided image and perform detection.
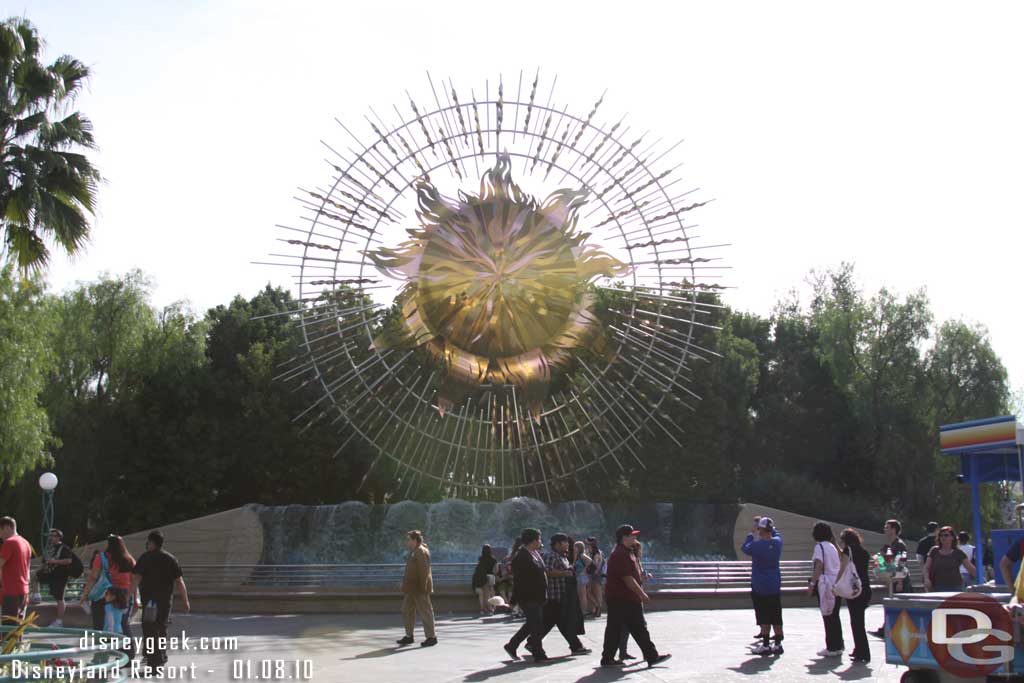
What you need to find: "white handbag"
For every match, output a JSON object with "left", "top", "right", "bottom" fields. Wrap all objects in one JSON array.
[{"left": 833, "top": 554, "right": 863, "bottom": 600}]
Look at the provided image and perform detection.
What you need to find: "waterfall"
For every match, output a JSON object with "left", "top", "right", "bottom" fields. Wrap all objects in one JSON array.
[{"left": 255, "top": 498, "right": 738, "bottom": 563}]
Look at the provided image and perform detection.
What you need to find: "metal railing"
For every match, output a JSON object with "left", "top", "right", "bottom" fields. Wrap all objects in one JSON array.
[{"left": 41, "top": 558, "right": 925, "bottom": 596}]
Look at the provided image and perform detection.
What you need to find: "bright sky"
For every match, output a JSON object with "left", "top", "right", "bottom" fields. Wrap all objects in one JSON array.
[{"left": 15, "top": 0, "right": 1024, "bottom": 391}]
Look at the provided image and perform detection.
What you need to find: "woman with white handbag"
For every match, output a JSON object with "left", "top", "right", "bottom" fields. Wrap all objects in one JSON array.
[
  {"left": 807, "top": 522, "right": 845, "bottom": 657},
  {"left": 838, "top": 529, "right": 871, "bottom": 663}
]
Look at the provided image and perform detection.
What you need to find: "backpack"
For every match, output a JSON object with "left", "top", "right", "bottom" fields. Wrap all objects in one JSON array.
[
  {"left": 833, "top": 551, "right": 863, "bottom": 600},
  {"left": 68, "top": 549, "right": 84, "bottom": 579}
]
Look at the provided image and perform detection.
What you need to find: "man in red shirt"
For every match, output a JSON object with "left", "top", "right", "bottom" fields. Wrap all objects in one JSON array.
[
  {"left": 600, "top": 525, "right": 671, "bottom": 668},
  {"left": 0, "top": 517, "right": 32, "bottom": 624}
]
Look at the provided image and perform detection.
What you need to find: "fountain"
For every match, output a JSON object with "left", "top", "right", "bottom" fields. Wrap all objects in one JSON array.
[{"left": 257, "top": 498, "right": 738, "bottom": 564}]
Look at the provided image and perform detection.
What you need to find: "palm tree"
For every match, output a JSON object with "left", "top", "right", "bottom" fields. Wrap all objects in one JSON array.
[{"left": 0, "top": 17, "right": 100, "bottom": 271}]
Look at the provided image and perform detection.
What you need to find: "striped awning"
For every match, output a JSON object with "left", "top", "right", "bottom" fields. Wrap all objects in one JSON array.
[{"left": 940, "top": 415, "right": 1020, "bottom": 454}]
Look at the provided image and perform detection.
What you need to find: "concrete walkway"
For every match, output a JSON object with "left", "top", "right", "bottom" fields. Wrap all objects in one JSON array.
[{"left": 149, "top": 605, "right": 914, "bottom": 682}]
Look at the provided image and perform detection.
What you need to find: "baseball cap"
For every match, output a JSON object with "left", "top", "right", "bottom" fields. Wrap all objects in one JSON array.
[
  {"left": 757, "top": 517, "right": 774, "bottom": 529},
  {"left": 615, "top": 524, "right": 641, "bottom": 540}
]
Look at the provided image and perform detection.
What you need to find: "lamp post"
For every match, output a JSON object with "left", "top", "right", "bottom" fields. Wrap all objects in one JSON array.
[{"left": 38, "top": 472, "right": 57, "bottom": 556}]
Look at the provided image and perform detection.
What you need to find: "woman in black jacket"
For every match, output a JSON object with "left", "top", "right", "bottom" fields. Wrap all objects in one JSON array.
[
  {"left": 840, "top": 528, "right": 872, "bottom": 663},
  {"left": 471, "top": 545, "right": 498, "bottom": 615}
]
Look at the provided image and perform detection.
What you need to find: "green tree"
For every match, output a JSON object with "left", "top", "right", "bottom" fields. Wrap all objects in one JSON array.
[
  {"left": 0, "top": 17, "right": 100, "bottom": 270},
  {"left": 202, "top": 285, "right": 386, "bottom": 509},
  {"left": 0, "top": 265, "right": 54, "bottom": 481},
  {"left": 926, "top": 320, "right": 1010, "bottom": 532},
  {"left": 40, "top": 272, "right": 157, "bottom": 537},
  {"left": 44, "top": 269, "right": 154, "bottom": 406},
  {"left": 808, "top": 264, "right": 934, "bottom": 517}
]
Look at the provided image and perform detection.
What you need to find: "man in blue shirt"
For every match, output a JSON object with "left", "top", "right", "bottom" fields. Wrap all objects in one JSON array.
[{"left": 741, "top": 516, "right": 784, "bottom": 655}]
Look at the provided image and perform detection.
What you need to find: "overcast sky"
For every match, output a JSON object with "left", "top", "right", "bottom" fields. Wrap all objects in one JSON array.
[{"left": 15, "top": 0, "right": 1024, "bottom": 393}]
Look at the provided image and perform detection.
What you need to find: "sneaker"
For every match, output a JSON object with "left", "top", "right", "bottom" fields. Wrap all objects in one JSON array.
[
  {"left": 570, "top": 647, "right": 592, "bottom": 656},
  {"left": 647, "top": 654, "right": 672, "bottom": 668},
  {"left": 503, "top": 643, "right": 520, "bottom": 660},
  {"left": 752, "top": 643, "right": 772, "bottom": 655},
  {"left": 532, "top": 652, "right": 549, "bottom": 662},
  {"left": 771, "top": 643, "right": 784, "bottom": 655},
  {"left": 396, "top": 635, "right": 414, "bottom": 646},
  {"left": 29, "top": 593, "right": 42, "bottom": 605},
  {"left": 817, "top": 649, "right": 843, "bottom": 657},
  {"left": 619, "top": 653, "right": 637, "bottom": 661},
  {"left": 601, "top": 659, "right": 625, "bottom": 667},
  {"left": 420, "top": 637, "right": 438, "bottom": 647}
]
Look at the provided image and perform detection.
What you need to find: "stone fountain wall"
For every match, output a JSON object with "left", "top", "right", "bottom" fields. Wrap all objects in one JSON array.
[{"left": 257, "top": 497, "right": 741, "bottom": 563}]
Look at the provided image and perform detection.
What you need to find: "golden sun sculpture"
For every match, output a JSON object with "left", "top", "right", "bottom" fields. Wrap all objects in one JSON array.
[{"left": 365, "top": 154, "right": 630, "bottom": 421}]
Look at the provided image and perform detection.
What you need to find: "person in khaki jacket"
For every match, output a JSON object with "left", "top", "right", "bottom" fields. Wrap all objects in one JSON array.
[{"left": 397, "top": 530, "right": 437, "bottom": 647}]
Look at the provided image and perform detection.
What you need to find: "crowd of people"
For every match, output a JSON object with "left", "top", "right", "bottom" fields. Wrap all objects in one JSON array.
[
  {"left": 742, "top": 515, "right": 987, "bottom": 665},
  {"left": 23, "top": 520, "right": 192, "bottom": 674},
  {"left": 395, "top": 515, "right": 1008, "bottom": 669},
  {"left": 397, "top": 525, "right": 671, "bottom": 667}
]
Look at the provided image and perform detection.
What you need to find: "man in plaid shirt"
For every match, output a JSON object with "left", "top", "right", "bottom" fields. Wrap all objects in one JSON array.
[{"left": 542, "top": 534, "right": 591, "bottom": 655}]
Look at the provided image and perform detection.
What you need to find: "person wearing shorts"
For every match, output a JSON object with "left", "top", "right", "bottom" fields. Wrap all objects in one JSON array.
[
  {"left": 32, "top": 529, "right": 73, "bottom": 626},
  {"left": 741, "top": 516, "right": 784, "bottom": 655}
]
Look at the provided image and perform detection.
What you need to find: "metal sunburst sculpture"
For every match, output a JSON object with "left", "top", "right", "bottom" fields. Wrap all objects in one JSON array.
[{"left": 266, "top": 72, "right": 726, "bottom": 501}]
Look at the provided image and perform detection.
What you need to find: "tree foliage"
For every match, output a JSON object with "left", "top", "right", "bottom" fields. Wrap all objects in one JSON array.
[
  {"left": 0, "top": 17, "right": 100, "bottom": 271},
  {"left": 0, "top": 265, "right": 53, "bottom": 483},
  {"left": 0, "top": 264, "right": 1013, "bottom": 541}
]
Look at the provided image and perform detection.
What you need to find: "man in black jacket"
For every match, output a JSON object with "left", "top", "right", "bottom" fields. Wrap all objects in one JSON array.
[{"left": 504, "top": 528, "right": 549, "bottom": 662}]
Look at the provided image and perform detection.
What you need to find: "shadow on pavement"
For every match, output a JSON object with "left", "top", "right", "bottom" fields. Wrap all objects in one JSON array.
[
  {"left": 344, "top": 646, "right": 420, "bottom": 660},
  {"left": 463, "top": 655, "right": 572, "bottom": 682},
  {"left": 570, "top": 665, "right": 633, "bottom": 683},
  {"left": 727, "top": 655, "right": 778, "bottom": 675},
  {"left": 805, "top": 655, "right": 844, "bottom": 675},
  {"left": 833, "top": 663, "right": 875, "bottom": 681}
]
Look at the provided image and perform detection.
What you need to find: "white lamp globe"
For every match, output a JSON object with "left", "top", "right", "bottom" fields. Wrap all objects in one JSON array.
[{"left": 38, "top": 472, "right": 58, "bottom": 491}]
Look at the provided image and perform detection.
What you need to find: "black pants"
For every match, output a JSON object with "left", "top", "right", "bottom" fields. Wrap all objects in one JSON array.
[
  {"left": 618, "top": 624, "right": 630, "bottom": 657},
  {"left": 602, "top": 598, "right": 657, "bottom": 662},
  {"left": 618, "top": 602, "right": 647, "bottom": 656},
  {"left": 91, "top": 600, "right": 135, "bottom": 659},
  {"left": 821, "top": 595, "right": 844, "bottom": 652},
  {"left": 508, "top": 601, "right": 546, "bottom": 656},
  {"left": 847, "top": 590, "right": 871, "bottom": 660},
  {"left": 141, "top": 599, "right": 172, "bottom": 668},
  {"left": 540, "top": 601, "right": 582, "bottom": 650}
]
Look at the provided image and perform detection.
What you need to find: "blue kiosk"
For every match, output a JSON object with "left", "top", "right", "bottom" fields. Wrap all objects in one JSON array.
[{"left": 940, "top": 414, "right": 1024, "bottom": 584}]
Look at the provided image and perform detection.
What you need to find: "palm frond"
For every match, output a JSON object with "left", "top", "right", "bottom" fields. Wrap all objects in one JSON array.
[
  {"left": 38, "top": 112, "right": 96, "bottom": 149},
  {"left": 49, "top": 55, "right": 89, "bottom": 101},
  {"left": 3, "top": 221, "right": 48, "bottom": 270},
  {"left": 11, "top": 18, "right": 40, "bottom": 60},
  {"left": 12, "top": 110, "right": 45, "bottom": 139},
  {"left": 12, "top": 59, "right": 55, "bottom": 114},
  {"left": 35, "top": 190, "right": 89, "bottom": 253}
]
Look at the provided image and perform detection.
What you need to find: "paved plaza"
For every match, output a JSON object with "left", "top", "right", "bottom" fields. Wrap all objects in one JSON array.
[{"left": 156, "top": 605, "right": 912, "bottom": 682}]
